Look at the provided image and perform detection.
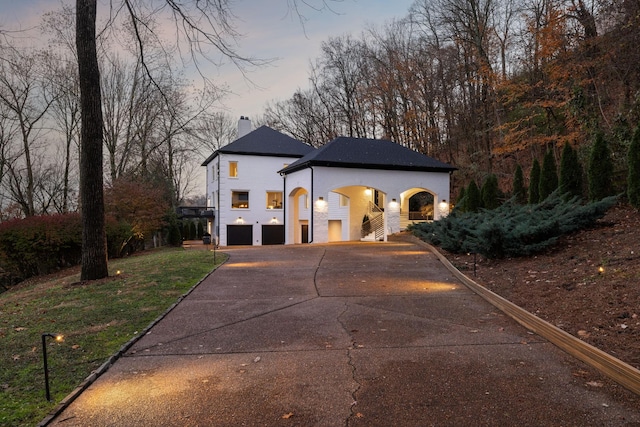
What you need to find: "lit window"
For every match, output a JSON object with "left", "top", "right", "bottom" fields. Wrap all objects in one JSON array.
[
  {"left": 266, "top": 191, "right": 283, "bottom": 209},
  {"left": 229, "top": 161, "right": 238, "bottom": 177},
  {"left": 232, "top": 191, "right": 249, "bottom": 208}
]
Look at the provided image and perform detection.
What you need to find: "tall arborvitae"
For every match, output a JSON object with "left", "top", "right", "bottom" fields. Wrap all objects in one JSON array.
[
  {"left": 528, "top": 158, "right": 541, "bottom": 204},
  {"left": 512, "top": 164, "right": 527, "bottom": 204},
  {"left": 539, "top": 149, "right": 558, "bottom": 201},
  {"left": 628, "top": 126, "right": 640, "bottom": 208},
  {"left": 481, "top": 174, "right": 500, "bottom": 209},
  {"left": 559, "top": 142, "right": 583, "bottom": 198},
  {"left": 588, "top": 131, "right": 614, "bottom": 200},
  {"left": 466, "top": 180, "right": 482, "bottom": 212},
  {"left": 456, "top": 186, "right": 466, "bottom": 211}
]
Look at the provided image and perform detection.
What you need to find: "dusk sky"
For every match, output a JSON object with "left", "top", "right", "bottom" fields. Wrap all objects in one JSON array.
[{"left": 0, "top": 0, "right": 416, "bottom": 121}]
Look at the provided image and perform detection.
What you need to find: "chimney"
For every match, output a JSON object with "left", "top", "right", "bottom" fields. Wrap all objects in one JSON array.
[{"left": 237, "top": 116, "right": 252, "bottom": 139}]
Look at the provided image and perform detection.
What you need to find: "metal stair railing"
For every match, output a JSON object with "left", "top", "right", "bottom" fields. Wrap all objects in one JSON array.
[{"left": 361, "top": 202, "right": 385, "bottom": 240}]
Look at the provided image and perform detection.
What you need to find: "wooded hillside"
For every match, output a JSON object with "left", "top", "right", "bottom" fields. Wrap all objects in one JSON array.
[{"left": 263, "top": 0, "right": 640, "bottom": 197}]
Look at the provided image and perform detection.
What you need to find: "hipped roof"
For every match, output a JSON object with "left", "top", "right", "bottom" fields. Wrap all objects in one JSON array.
[
  {"left": 201, "top": 125, "right": 313, "bottom": 166},
  {"left": 280, "top": 136, "right": 456, "bottom": 174}
]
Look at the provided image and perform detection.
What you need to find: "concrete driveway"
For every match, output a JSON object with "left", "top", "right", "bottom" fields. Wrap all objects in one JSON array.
[{"left": 48, "top": 240, "right": 640, "bottom": 426}]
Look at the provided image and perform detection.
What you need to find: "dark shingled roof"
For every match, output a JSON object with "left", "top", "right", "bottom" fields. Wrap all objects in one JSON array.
[
  {"left": 201, "top": 125, "right": 313, "bottom": 166},
  {"left": 280, "top": 136, "right": 456, "bottom": 174}
]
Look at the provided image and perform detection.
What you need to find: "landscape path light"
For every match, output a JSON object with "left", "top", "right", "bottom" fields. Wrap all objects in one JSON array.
[{"left": 42, "top": 333, "right": 64, "bottom": 401}]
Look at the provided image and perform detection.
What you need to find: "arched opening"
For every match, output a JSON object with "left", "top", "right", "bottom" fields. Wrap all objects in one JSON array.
[
  {"left": 287, "top": 187, "right": 310, "bottom": 244},
  {"left": 409, "top": 191, "right": 435, "bottom": 221}
]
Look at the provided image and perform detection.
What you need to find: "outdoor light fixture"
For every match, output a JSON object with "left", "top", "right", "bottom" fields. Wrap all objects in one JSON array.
[
  {"left": 365, "top": 188, "right": 372, "bottom": 196},
  {"left": 315, "top": 196, "right": 327, "bottom": 210},
  {"left": 42, "top": 333, "right": 64, "bottom": 401},
  {"left": 236, "top": 217, "right": 244, "bottom": 224},
  {"left": 270, "top": 217, "right": 278, "bottom": 224},
  {"left": 392, "top": 198, "right": 396, "bottom": 202}
]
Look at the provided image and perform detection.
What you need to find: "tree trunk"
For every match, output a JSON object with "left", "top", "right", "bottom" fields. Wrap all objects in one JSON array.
[{"left": 76, "top": 0, "right": 108, "bottom": 280}]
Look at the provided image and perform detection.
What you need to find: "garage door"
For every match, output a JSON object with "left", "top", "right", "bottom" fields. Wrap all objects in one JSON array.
[
  {"left": 227, "top": 225, "right": 253, "bottom": 245},
  {"left": 262, "top": 225, "right": 285, "bottom": 245}
]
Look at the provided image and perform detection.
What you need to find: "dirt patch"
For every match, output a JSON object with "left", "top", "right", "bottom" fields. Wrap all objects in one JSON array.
[{"left": 444, "top": 203, "right": 640, "bottom": 370}]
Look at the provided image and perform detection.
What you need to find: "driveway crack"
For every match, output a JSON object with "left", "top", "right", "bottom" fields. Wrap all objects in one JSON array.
[{"left": 337, "top": 302, "right": 362, "bottom": 426}]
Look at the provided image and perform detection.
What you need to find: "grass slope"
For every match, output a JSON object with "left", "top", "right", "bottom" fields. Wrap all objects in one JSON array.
[{"left": 0, "top": 247, "right": 226, "bottom": 426}]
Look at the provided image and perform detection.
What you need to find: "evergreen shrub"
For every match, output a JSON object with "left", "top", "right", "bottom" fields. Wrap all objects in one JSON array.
[
  {"left": 481, "top": 174, "right": 500, "bottom": 209},
  {"left": 628, "top": 127, "right": 640, "bottom": 208},
  {"left": 528, "top": 159, "right": 541, "bottom": 204},
  {"left": 512, "top": 165, "right": 527, "bottom": 204},
  {"left": 559, "top": 142, "right": 583, "bottom": 198},
  {"left": 589, "top": 132, "right": 614, "bottom": 200},
  {"left": 409, "top": 191, "right": 617, "bottom": 259},
  {"left": 466, "top": 180, "right": 482, "bottom": 212},
  {"left": 539, "top": 149, "right": 558, "bottom": 200}
]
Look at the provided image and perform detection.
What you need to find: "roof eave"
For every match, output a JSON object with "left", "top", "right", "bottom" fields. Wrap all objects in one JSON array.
[{"left": 281, "top": 160, "right": 457, "bottom": 174}]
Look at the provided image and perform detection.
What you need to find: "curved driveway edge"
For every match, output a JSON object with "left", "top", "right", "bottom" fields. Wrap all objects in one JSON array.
[{"left": 47, "top": 241, "right": 640, "bottom": 426}]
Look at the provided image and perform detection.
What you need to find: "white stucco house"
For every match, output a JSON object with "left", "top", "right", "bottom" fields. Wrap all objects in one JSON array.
[{"left": 202, "top": 118, "right": 456, "bottom": 246}]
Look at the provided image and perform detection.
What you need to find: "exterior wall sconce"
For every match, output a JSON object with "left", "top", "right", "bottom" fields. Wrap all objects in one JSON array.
[
  {"left": 438, "top": 199, "right": 450, "bottom": 218},
  {"left": 236, "top": 217, "right": 244, "bottom": 224},
  {"left": 364, "top": 188, "right": 372, "bottom": 196},
  {"left": 315, "top": 196, "right": 327, "bottom": 209},
  {"left": 42, "top": 333, "right": 64, "bottom": 401},
  {"left": 270, "top": 217, "right": 278, "bottom": 224}
]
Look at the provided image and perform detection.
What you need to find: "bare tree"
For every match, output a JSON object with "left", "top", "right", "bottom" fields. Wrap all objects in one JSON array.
[
  {"left": 193, "top": 111, "right": 236, "bottom": 155},
  {"left": 0, "top": 45, "right": 56, "bottom": 217}
]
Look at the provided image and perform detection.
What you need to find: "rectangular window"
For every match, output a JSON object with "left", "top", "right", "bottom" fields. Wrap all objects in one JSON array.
[
  {"left": 339, "top": 194, "right": 349, "bottom": 207},
  {"left": 232, "top": 191, "right": 249, "bottom": 209},
  {"left": 229, "top": 161, "right": 238, "bottom": 177},
  {"left": 266, "top": 191, "right": 283, "bottom": 209}
]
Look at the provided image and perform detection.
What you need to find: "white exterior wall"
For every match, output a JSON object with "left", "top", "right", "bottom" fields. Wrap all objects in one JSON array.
[
  {"left": 207, "top": 153, "right": 298, "bottom": 246},
  {"left": 327, "top": 191, "right": 349, "bottom": 241},
  {"left": 284, "top": 166, "right": 451, "bottom": 244}
]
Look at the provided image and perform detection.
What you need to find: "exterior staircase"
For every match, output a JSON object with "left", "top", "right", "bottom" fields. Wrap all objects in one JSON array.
[{"left": 361, "top": 202, "right": 384, "bottom": 241}]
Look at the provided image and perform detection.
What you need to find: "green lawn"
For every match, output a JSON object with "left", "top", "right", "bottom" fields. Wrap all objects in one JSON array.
[{"left": 0, "top": 247, "right": 226, "bottom": 426}]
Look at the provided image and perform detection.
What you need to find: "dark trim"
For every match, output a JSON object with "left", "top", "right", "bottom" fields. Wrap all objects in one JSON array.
[
  {"left": 282, "top": 160, "right": 457, "bottom": 175},
  {"left": 310, "top": 167, "right": 314, "bottom": 244},
  {"left": 203, "top": 151, "right": 307, "bottom": 166}
]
